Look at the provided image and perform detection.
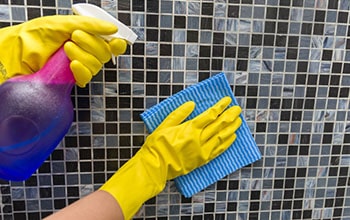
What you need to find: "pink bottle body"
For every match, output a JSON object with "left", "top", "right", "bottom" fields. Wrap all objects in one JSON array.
[{"left": 0, "top": 47, "right": 75, "bottom": 181}]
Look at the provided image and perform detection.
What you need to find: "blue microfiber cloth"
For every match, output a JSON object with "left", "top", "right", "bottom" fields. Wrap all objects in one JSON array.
[{"left": 140, "top": 73, "right": 262, "bottom": 198}]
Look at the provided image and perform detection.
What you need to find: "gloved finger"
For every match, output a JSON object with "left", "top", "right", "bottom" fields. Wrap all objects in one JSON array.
[
  {"left": 204, "top": 132, "right": 238, "bottom": 161},
  {"left": 201, "top": 106, "right": 242, "bottom": 142},
  {"left": 157, "top": 101, "right": 195, "bottom": 130},
  {"left": 109, "top": 38, "right": 128, "bottom": 56},
  {"left": 193, "top": 97, "right": 232, "bottom": 128},
  {"left": 202, "top": 119, "right": 241, "bottom": 161},
  {"left": 71, "top": 30, "right": 111, "bottom": 63},
  {"left": 31, "top": 15, "right": 118, "bottom": 36},
  {"left": 64, "top": 41, "right": 103, "bottom": 75},
  {"left": 70, "top": 60, "right": 92, "bottom": 87}
]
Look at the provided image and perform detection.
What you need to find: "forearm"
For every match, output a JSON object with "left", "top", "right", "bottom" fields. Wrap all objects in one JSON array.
[{"left": 44, "top": 190, "right": 124, "bottom": 220}]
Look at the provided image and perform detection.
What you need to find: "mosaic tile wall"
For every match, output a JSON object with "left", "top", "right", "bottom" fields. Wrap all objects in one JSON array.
[{"left": 0, "top": 0, "right": 350, "bottom": 219}]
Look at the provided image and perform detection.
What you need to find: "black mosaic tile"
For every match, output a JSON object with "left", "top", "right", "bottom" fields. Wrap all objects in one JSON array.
[{"left": 132, "top": 0, "right": 145, "bottom": 11}]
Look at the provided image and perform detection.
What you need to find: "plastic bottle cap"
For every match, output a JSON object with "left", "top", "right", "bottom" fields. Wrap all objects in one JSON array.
[
  {"left": 72, "top": 3, "right": 138, "bottom": 64},
  {"left": 72, "top": 3, "right": 138, "bottom": 44}
]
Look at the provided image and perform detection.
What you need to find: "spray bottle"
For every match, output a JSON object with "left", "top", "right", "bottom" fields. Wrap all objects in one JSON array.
[{"left": 0, "top": 3, "right": 137, "bottom": 181}]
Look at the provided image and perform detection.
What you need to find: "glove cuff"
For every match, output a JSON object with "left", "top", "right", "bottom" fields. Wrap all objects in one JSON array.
[{"left": 99, "top": 149, "right": 166, "bottom": 220}]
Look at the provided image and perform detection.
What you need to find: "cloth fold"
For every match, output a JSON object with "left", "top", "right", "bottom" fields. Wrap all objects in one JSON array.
[{"left": 140, "top": 73, "right": 262, "bottom": 198}]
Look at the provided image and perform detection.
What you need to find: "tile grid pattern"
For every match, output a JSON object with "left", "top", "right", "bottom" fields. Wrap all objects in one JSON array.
[{"left": 0, "top": 0, "right": 349, "bottom": 219}]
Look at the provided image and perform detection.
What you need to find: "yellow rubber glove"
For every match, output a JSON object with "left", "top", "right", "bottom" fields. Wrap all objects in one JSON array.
[
  {"left": 0, "top": 15, "right": 127, "bottom": 87},
  {"left": 100, "top": 97, "right": 242, "bottom": 220}
]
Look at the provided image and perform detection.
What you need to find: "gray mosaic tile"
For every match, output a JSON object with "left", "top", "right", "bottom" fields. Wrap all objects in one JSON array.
[{"left": 0, "top": 5, "right": 9, "bottom": 19}]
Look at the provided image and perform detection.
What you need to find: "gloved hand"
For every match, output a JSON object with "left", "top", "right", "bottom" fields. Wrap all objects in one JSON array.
[
  {"left": 0, "top": 15, "right": 127, "bottom": 87},
  {"left": 100, "top": 97, "right": 242, "bottom": 220}
]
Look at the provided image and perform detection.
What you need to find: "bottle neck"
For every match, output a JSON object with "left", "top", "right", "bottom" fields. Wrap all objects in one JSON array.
[
  {"left": 38, "top": 46, "right": 76, "bottom": 85},
  {"left": 10, "top": 46, "right": 76, "bottom": 87}
]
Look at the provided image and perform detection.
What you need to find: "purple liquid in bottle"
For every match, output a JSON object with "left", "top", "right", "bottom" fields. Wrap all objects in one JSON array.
[{"left": 0, "top": 47, "right": 75, "bottom": 181}]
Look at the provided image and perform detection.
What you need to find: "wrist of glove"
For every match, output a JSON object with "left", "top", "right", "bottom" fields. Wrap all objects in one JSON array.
[
  {"left": 100, "top": 97, "right": 242, "bottom": 220},
  {"left": 0, "top": 15, "right": 127, "bottom": 87}
]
